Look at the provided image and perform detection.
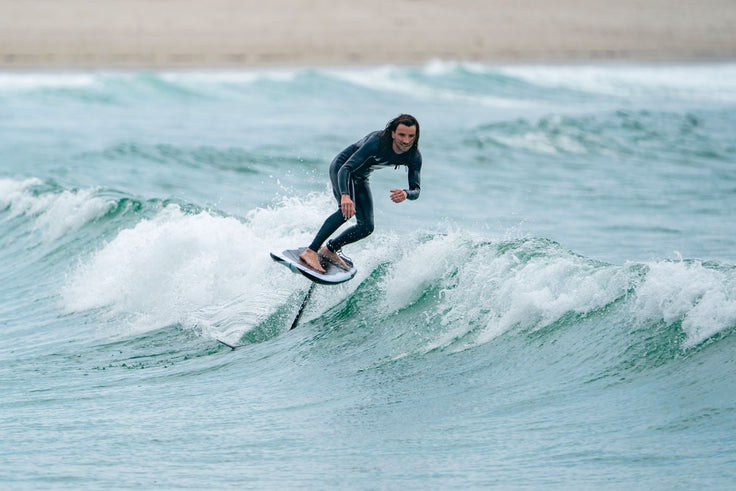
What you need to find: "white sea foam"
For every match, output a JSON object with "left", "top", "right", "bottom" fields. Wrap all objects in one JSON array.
[
  {"left": 160, "top": 69, "right": 298, "bottom": 85},
  {"left": 0, "top": 177, "right": 43, "bottom": 208},
  {"left": 492, "top": 128, "right": 588, "bottom": 155},
  {"left": 61, "top": 193, "right": 356, "bottom": 341},
  {"left": 397, "top": 235, "right": 736, "bottom": 352},
  {"left": 0, "top": 178, "right": 114, "bottom": 241},
  {"left": 379, "top": 232, "right": 473, "bottom": 314},
  {"left": 55, "top": 183, "right": 736, "bottom": 349},
  {"left": 368, "top": 231, "right": 633, "bottom": 354},
  {"left": 323, "top": 63, "right": 532, "bottom": 109},
  {"left": 441, "top": 241, "right": 629, "bottom": 350},
  {"left": 633, "top": 259, "right": 736, "bottom": 347},
  {"left": 498, "top": 63, "right": 736, "bottom": 102},
  {"left": 0, "top": 73, "right": 99, "bottom": 91}
]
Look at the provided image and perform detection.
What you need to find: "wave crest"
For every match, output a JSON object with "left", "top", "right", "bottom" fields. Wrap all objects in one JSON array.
[
  {"left": 51, "top": 191, "right": 735, "bottom": 352},
  {"left": 0, "top": 178, "right": 116, "bottom": 242}
]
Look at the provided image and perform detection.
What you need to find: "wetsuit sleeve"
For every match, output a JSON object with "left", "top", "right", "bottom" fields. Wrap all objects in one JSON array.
[
  {"left": 405, "top": 152, "right": 422, "bottom": 200},
  {"left": 336, "top": 133, "right": 381, "bottom": 196}
]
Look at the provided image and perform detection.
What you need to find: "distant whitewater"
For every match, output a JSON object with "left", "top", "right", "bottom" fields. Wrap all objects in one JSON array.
[{"left": 1, "top": 63, "right": 735, "bottom": 489}]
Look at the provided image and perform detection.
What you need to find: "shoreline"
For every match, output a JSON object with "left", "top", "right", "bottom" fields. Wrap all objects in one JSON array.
[
  {"left": 2, "top": 0, "right": 736, "bottom": 69},
  {"left": 2, "top": 58, "right": 736, "bottom": 76}
]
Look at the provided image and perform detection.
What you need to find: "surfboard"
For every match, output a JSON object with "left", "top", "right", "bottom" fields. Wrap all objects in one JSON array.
[{"left": 270, "top": 247, "right": 356, "bottom": 285}]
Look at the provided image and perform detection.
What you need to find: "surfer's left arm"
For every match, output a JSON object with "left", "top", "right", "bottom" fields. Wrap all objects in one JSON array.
[
  {"left": 401, "top": 152, "right": 422, "bottom": 201},
  {"left": 390, "top": 189, "right": 408, "bottom": 203}
]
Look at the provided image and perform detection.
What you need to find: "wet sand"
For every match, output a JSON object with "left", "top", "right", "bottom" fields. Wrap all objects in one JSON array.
[{"left": 1, "top": 0, "right": 735, "bottom": 68}]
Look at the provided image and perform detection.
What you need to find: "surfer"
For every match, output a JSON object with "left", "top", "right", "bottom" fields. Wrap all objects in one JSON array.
[{"left": 300, "top": 114, "right": 422, "bottom": 273}]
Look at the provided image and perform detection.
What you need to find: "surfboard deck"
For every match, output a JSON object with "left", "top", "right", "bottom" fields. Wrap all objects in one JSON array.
[{"left": 270, "top": 247, "right": 356, "bottom": 285}]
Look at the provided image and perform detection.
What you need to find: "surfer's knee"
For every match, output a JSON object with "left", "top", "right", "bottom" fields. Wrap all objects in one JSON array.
[{"left": 360, "top": 220, "right": 374, "bottom": 238}]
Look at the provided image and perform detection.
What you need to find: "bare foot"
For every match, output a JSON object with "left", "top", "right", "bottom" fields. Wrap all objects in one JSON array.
[
  {"left": 318, "top": 246, "right": 349, "bottom": 270},
  {"left": 299, "top": 248, "right": 326, "bottom": 273}
]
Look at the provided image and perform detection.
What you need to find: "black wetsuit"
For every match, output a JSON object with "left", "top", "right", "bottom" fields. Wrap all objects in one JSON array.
[{"left": 308, "top": 130, "right": 422, "bottom": 253}]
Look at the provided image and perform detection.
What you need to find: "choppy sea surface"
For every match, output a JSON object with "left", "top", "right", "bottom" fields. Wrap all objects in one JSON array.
[{"left": 2, "top": 62, "right": 735, "bottom": 488}]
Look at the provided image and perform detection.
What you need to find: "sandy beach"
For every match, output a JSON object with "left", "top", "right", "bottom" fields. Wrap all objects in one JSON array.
[{"left": 1, "top": 0, "right": 736, "bottom": 68}]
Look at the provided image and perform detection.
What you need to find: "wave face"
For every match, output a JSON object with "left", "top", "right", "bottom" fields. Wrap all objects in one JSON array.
[{"left": 2, "top": 63, "right": 736, "bottom": 489}]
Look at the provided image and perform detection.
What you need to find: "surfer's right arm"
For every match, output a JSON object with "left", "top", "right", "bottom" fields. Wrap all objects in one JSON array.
[
  {"left": 341, "top": 194, "right": 356, "bottom": 219},
  {"left": 336, "top": 133, "right": 381, "bottom": 197},
  {"left": 404, "top": 151, "right": 422, "bottom": 201}
]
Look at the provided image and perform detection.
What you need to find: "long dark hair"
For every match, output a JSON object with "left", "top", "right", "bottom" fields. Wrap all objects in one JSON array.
[{"left": 379, "top": 114, "right": 420, "bottom": 155}]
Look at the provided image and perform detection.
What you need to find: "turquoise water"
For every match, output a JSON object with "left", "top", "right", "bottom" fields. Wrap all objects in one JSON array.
[{"left": 2, "top": 62, "right": 736, "bottom": 488}]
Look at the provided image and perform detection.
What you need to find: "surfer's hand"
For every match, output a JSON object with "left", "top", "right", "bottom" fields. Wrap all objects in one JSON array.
[
  {"left": 390, "top": 189, "right": 407, "bottom": 203},
  {"left": 341, "top": 194, "right": 355, "bottom": 219}
]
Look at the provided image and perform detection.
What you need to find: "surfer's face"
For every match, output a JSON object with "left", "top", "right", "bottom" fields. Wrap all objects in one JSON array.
[{"left": 392, "top": 124, "right": 417, "bottom": 154}]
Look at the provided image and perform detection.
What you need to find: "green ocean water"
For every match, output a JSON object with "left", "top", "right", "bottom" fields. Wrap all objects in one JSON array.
[{"left": 1, "top": 62, "right": 735, "bottom": 488}]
